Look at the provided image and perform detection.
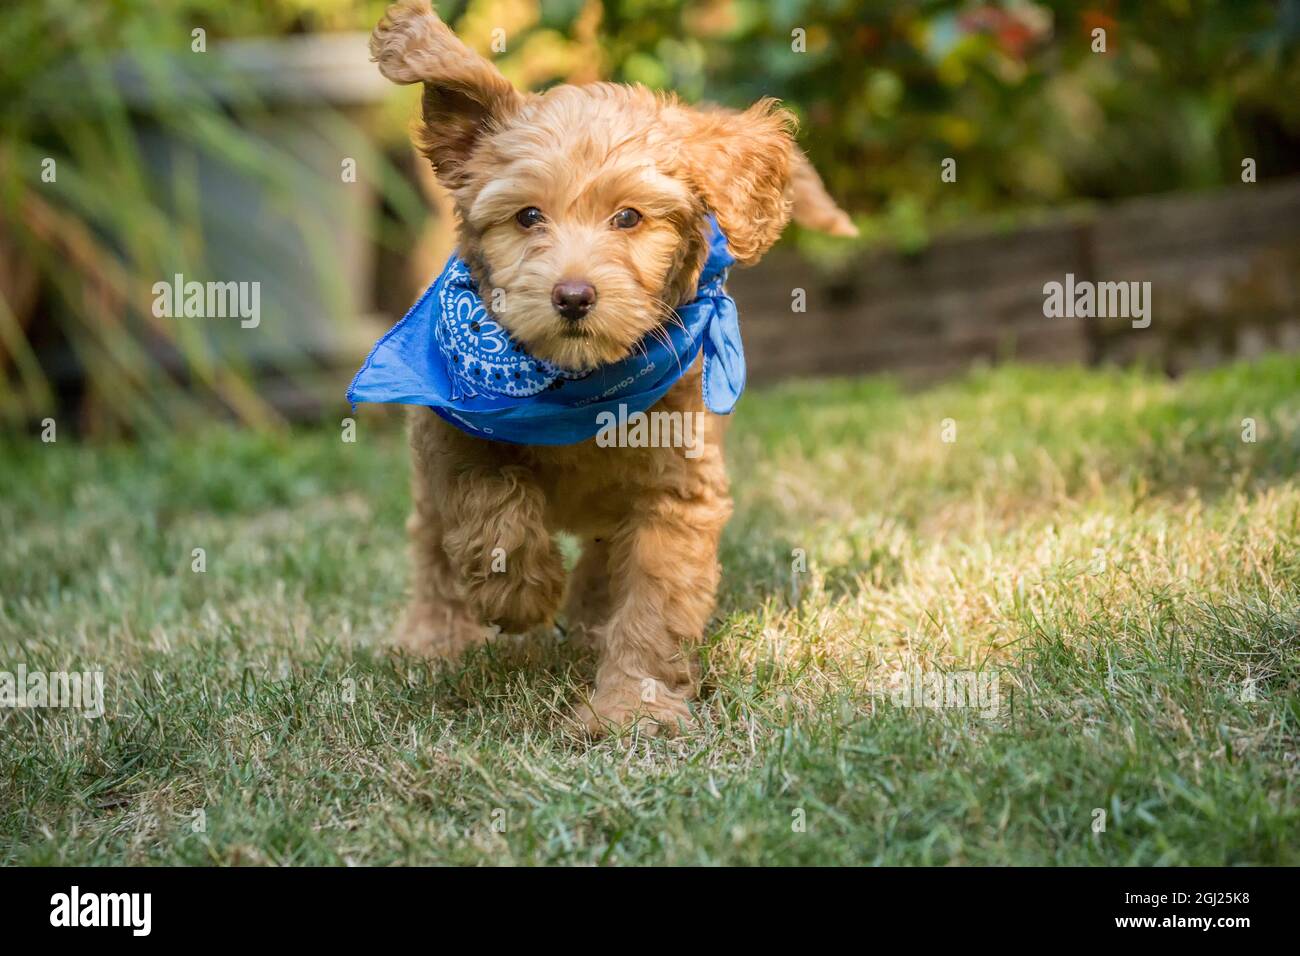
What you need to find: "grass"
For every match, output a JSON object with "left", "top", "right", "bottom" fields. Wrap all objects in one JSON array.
[{"left": 1, "top": 355, "right": 1298, "bottom": 865}]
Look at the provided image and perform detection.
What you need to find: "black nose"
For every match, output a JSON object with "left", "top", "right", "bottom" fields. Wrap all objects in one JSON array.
[{"left": 551, "top": 281, "right": 596, "bottom": 321}]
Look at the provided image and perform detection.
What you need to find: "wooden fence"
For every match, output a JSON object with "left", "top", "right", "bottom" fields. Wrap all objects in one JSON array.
[{"left": 728, "top": 177, "right": 1300, "bottom": 384}]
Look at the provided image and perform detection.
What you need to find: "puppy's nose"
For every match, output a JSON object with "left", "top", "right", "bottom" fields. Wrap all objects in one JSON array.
[{"left": 551, "top": 281, "right": 596, "bottom": 321}]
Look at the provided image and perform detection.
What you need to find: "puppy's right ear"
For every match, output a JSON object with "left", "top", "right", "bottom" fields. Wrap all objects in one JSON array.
[{"left": 371, "top": 1, "right": 521, "bottom": 189}]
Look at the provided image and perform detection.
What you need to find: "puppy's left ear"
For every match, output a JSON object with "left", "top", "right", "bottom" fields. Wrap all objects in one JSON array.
[{"left": 671, "top": 99, "right": 797, "bottom": 265}]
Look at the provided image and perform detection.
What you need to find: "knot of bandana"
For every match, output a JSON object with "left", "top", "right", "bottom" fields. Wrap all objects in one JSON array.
[{"left": 347, "top": 216, "right": 743, "bottom": 446}]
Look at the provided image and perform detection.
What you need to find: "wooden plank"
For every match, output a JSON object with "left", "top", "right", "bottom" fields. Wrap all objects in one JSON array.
[{"left": 726, "top": 178, "right": 1300, "bottom": 384}]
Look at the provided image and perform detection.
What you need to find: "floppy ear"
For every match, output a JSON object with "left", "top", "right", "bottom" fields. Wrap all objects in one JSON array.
[
  {"left": 671, "top": 99, "right": 798, "bottom": 265},
  {"left": 370, "top": 0, "right": 522, "bottom": 189}
]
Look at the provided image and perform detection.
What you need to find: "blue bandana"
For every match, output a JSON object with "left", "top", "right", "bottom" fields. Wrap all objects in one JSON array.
[{"left": 347, "top": 217, "right": 742, "bottom": 445}]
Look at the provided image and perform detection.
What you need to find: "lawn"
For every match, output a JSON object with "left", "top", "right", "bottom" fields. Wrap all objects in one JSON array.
[{"left": 1, "top": 356, "right": 1298, "bottom": 865}]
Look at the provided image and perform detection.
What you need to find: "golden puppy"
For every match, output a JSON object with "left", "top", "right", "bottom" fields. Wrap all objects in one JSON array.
[{"left": 369, "top": 0, "right": 853, "bottom": 735}]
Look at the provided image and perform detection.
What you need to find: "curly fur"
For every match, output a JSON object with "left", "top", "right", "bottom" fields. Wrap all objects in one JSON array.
[{"left": 372, "top": 0, "right": 852, "bottom": 735}]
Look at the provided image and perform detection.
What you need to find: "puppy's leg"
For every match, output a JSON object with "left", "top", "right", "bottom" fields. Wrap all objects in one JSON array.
[
  {"left": 562, "top": 537, "right": 612, "bottom": 649},
  {"left": 399, "top": 418, "right": 493, "bottom": 656},
  {"left": 399, "top": 487, "right": 494, "bottom": 656},
  {"left": 441, "top": 462, "right": 566, "bottom": 633},
  {"left": 400, "top": 409, "right": 564, "bottom": 653},
  {"left": 579, "top": 485, "right": 732, "bottom": 736}
]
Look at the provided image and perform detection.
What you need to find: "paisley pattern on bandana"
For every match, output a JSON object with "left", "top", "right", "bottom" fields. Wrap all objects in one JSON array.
[{"left": 435, "top": 259, "right": 590, "bottom": 399}]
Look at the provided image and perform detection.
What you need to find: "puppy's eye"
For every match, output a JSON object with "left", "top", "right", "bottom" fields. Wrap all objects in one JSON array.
[
  {"left": 515, "top": 207, "right": 545, "bottom": 229},
  {"left": 611, "top": 208, "right": 642, "bottom": 229}
]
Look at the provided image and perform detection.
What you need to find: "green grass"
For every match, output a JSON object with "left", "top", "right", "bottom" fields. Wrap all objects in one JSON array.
[{"left": 2, "top": 355, "right": 1298, "bottom": 865}]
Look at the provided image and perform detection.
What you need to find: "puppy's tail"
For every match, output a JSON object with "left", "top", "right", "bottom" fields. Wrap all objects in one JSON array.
[{"left": 788, "top": 149, "right": 858, "bottom": 238}]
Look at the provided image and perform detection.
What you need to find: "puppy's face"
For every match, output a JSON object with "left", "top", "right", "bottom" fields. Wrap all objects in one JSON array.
[
  {"left": 372, "top": 1, "right": 799, "bottom": 370},
  {"left": 462, "top": 89, "right": 706, "bottom": 369}
]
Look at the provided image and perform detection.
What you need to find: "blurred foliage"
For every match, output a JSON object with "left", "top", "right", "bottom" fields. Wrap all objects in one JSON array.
[
  {"left": 567, "top": 0, "right": 1300, "bottom": 251},
  {"left": 375, "top": 0, "right": 1300, "bottom": 250},
  {"left": 0, "top": 0, "right": 423, "bottom": 434},
  {"left": 2, "top": 0, "right": 1298, "bottom": 433}
]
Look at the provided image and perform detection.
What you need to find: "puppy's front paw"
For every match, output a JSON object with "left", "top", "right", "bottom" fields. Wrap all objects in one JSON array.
[
  {"left": 457, "top": 536, "right": 566, "bottom": 634},
  {"left": 394, "top": 606, "right": 495, "bottom": 659},
  {"left": 444, "top": 515, "right": 566, "bottom": 634},
  {"left": 575, "top": 681, "right": 696, "bottom": 738}
]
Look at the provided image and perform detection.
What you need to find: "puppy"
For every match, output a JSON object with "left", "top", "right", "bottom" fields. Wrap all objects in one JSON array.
[{"left": 369, "top": 0, "right": 853, "bottom": 735}]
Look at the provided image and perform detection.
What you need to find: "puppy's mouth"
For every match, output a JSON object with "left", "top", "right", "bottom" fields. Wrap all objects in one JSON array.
[
  {"left": 530, "top": 323, "right": 640, "bottom": 371},
  {"left": 494, "top": 295, "right": 663, "bottom": 370}
]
